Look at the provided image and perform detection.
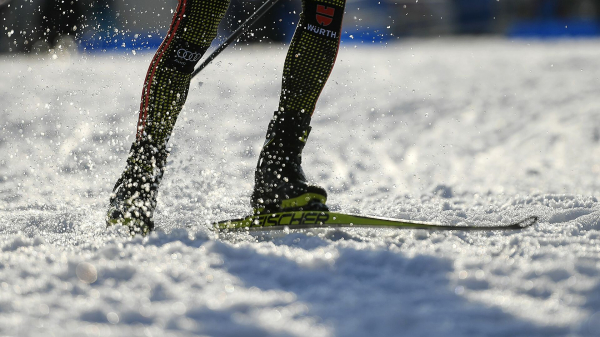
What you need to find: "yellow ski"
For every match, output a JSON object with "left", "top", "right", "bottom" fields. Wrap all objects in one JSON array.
[{"left": 214, "top": 211, "right": 538, "bottom": 232}]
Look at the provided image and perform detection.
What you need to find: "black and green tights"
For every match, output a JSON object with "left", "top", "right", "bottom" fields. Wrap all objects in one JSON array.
[{"left": 134, "top": 0, "right": 346, "bottom": 148}]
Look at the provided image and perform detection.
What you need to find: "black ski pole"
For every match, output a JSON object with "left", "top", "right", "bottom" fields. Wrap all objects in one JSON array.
[{"left": 191, "top": 0, "right": 281, "bottom": 80}]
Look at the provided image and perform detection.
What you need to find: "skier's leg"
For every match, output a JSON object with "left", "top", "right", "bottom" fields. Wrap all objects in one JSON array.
[
  {"left": 252, "top": 0, "right": 346, "bottom": 213},
  {"left": 107, "top": 0, "right": 230, "bottom": 235}
]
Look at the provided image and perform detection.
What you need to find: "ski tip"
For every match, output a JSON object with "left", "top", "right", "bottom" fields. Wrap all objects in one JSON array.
[{"left": 515, "top": 215, "right": 539, "bottom": 228}]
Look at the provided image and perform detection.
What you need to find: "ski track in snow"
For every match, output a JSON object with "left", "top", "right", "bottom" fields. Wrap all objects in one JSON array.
[{"left": 1, "top": 39, "right": 600, "bottom": 336}]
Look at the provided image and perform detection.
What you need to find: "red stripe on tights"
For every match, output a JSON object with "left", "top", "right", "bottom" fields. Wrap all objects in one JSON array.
[{"left": 136, "top": 0, "right": 187, "bottom": 140}]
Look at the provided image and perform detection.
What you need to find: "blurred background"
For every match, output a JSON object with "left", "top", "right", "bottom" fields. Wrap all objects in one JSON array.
[{"left": 1, "top": 0, "right": 600, "bottom": 54}]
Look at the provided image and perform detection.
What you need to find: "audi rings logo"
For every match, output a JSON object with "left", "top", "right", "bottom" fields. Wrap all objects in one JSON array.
[{"left": 177, "top": 49, "right": 202, "bottom": 62}]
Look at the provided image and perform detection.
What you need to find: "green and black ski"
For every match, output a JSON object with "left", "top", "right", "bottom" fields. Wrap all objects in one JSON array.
[{"left": 213, "top": 211, "right": 538, "bottom": 232}]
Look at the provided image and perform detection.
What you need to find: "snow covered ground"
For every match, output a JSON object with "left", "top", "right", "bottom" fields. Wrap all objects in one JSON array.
[{"left": 1, "top": 38, "right": 600, "bottom": 336}]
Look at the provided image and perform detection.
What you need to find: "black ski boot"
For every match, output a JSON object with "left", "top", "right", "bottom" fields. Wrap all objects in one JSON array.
[
  {"left": 251, "top": 114, "right": 328, "bottom": 214},
  {"left": 106, "top": 139, "right": 168, "bottom": 235}
]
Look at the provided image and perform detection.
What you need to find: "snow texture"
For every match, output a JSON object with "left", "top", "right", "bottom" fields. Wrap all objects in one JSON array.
[{"left": 1, "top": 39, "right": 600, "bottom": 336}]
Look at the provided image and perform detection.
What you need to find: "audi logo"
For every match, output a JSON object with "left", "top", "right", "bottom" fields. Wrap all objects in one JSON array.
[{"left": 177, "top": 49, "right": 202, "bottom": 62}]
